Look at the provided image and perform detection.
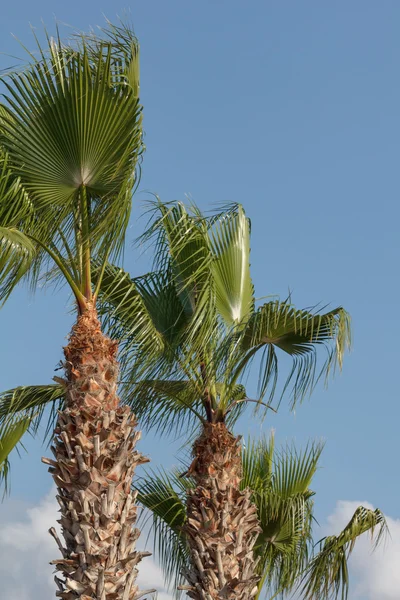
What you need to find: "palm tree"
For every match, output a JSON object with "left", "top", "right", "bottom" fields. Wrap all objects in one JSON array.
[
  {"left": 135, "top": 434, "right": 386, "bottom": 600},
  {"left": 92, "top": 200, "right": 352, "bottom": 599},
  {"left": 0, "top": 21, "right": 153, "bottom": 600}
]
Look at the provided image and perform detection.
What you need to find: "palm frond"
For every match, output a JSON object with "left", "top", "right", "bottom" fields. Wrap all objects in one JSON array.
[
  {"left": 125, "top": 378, "right": 205, "bottom": 439},
  {"left": 0, "top": 225, "right": 36, "bottom": 303},
  {"left": 209, "top": 204, "right": 254, "bottom": 326},
  {"left": 0, "top": 383, "right": 65, "bottom": 492},
  {"left": 0, "top": 414, "right": 31, "bottom": 495},
  {"left": 272, "top": 438, "right": 323, "bottom": 498},
  {"left": 96, "top": 263, "right": 168, "bottom": 353},
  {"left": 0, "top": 146, "right": 38, "bottom": 302},
  {"left": 235, "top": 301, "right": 351, "bottom": 409},
  {"left": 96, "top": 263, "right": 191, "bottom": 388},
  {"left": 138, "top": 200, "right": 218, "bottom": 354},
  {"left": 244, "top": 435, "right": 321, "bottom": 598},
  {"left": 135, "top": 467, "right": 191, "bottom": 596},
  {"left": 0, "top": 383, "right": 65, "bottom": 438},
  {"left": 301, "top": 506, "right": 387, "bottom": 600}
]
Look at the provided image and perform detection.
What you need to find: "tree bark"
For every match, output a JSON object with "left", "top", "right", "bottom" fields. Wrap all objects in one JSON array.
[
  {"left": 42, "top": 305, "right": 151, "bottom": 600},
  {"left": 182, "top": 422, "right": 261, "bottom": 600}
]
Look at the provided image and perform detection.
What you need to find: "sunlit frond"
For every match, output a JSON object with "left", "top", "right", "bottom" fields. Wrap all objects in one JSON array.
[
  {"left": 209, "top": 204, "right": 254, "bottom": 326},
  {"left": 96, "top": 263, "right": 167, "bottom": 353},
  {"left": 243, "top": 435, "right": 320, "bottom": 598},
  {"left": 0, "top": 146, "right": 38, "bottom": 302}
]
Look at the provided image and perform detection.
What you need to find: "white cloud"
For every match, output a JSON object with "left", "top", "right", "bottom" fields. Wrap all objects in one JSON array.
[
  {"left": 0, "top": 487, "right": 173, "bottom": 600},
  {"left": 326, "top": 500, "right": 400, "bottom": 600}
]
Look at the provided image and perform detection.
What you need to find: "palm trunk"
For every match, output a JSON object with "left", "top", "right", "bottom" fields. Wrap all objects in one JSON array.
[
  {"left": 182, "top": 422, "right": 261, "bottom": 600},
  {"left": 42, "top": 305, "right": 151, "bottom": 600}
]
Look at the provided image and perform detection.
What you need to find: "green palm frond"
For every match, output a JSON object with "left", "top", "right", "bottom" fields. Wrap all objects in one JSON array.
[
  {"left": 95, "top": 263, "right": 169, "bottom": 355},
  {"left": 135, "top": 468, "right": 191, "bottom": 596},
  {"left": 0, "top": 226, "right": 36, "bottom": 303},
  {"left": 209, "top": 203, "right": 254, "bottom": 326},
  {"left": 245, "top": 435, "right": 321, "bottom": 598},
  {"left": 234, "top": 301, "right": 351, "bottom": 409},
  {"left": 272, "top": 438, "right": 323, "bottom": 499},
  {"left": 142, "top": 200, "right": 212, "bottom": 312},
  {"left": 95, "top": 262, "right": 191, "bottom": 387},
  {"left": 0, "top": 383, "right": 65, "bottom": 492},
  {"left": 138, "top": 200, "right": 218, "bottom": 356},
  {"left": 0, "top": 414, "right": 31, "bottom": 495},
  {"left": 301, "top": 506, "right": 387, "bottom": 600},
  {"left": 0, "top": 384, "right": 65, "bottom": 426},
  {"left": 0, "top": 149, "right": 37, "bottom": 302},
  {"left": 1, "top": 26, "right": 143, "bottom": 244}
]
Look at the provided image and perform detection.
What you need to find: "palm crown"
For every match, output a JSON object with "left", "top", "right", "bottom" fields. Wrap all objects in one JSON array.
[
  {"left": 0, "top": 20, "right": 143, "bottom": 311},
  {"left": 98, "top": 200, "right": 351, "bottom": 436}
]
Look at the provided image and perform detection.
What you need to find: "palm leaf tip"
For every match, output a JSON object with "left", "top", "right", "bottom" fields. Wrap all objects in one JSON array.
[{"left": 301, "top": 505, "right": 387, "bottom": 600}]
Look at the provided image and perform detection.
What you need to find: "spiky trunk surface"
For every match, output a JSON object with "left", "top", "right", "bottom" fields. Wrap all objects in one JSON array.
[
  {"left": 182, "top": 422, "right": 261, "bottom": 600},
  {"left": 42, "top": 306, "right": 151, "bottom": 600}
]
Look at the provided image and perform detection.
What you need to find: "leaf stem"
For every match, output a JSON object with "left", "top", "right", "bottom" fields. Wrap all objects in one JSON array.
[
  {"left": 25, "top": 233, "right": 86, "bottom": 312},
  {"left": 93, "top": 244, "right": 112, "bottom": 302},
  {"left": 80, "top": 185, "right": 92, "bottom": 302},
  {"left": 200, "top": 361, "right": 213, "bottom": 422}
]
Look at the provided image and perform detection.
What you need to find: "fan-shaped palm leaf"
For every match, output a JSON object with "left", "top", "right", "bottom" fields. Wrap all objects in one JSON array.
[{"left": 0, "top": 21, "right": 143, "bottom": 307}]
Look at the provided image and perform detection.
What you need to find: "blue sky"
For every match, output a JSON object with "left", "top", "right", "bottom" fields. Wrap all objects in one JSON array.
[{"left": 1, "top": 2, "right": 399, "bottom": 599}]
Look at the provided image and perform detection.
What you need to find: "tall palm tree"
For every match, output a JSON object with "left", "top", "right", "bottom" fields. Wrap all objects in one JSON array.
[
  {"left": 93, "top": 201, "right": 352, "bottom": 599},
  {"left": 135, "top": 434, "right": 386, "bottom": 600},
  {"left": 0, "top": 21, "right": 152, "bottom": 600}
]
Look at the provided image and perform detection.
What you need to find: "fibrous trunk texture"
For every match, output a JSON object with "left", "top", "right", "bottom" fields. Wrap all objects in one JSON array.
[
  {"left": 182, "top": 422, "right": 261, "bottom": 600},
  {"left": 42, "top": 305, "right": 151, "bottom": 600}
]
